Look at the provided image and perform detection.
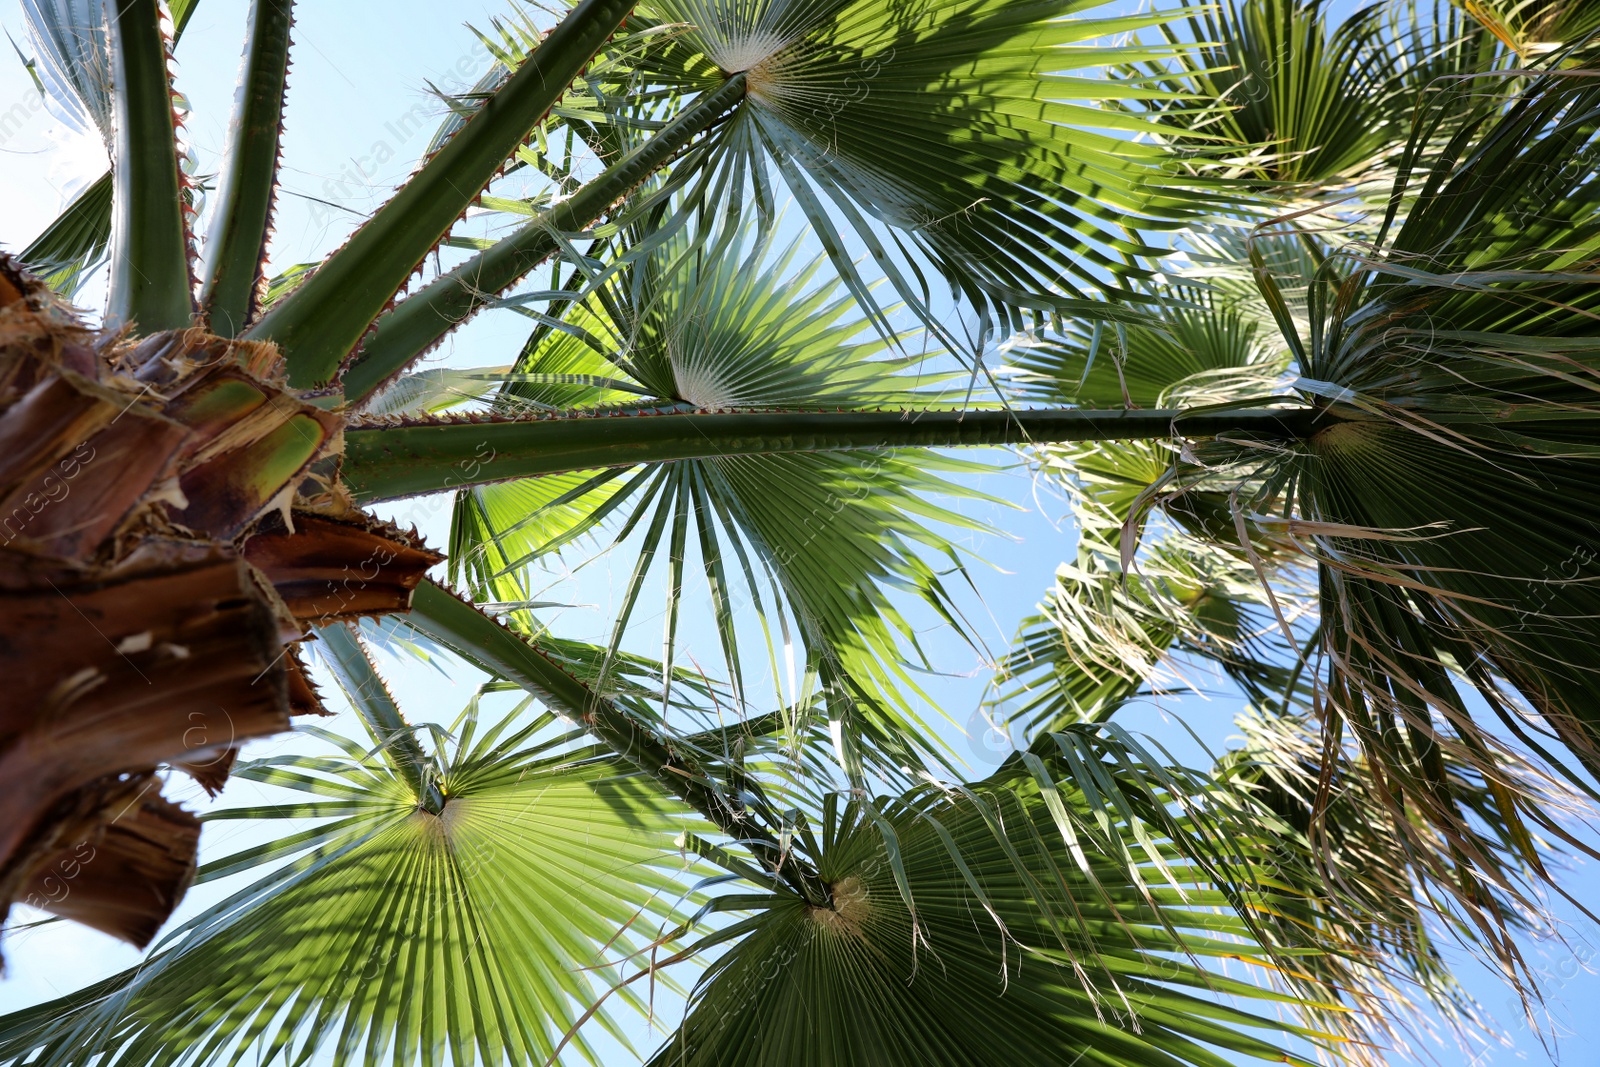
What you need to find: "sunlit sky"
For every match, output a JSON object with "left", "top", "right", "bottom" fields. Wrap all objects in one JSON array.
[{"left": 0, "top": 1, "right": 1598, "bottom": 1064}]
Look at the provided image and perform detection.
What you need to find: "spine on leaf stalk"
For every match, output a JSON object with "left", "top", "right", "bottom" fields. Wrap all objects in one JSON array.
[
  {"left": 245, "top": 0, "right": 637, "bottom": 388},
  {"left": 199, "top": 0, "right": 296, "bottom": 338},
  {"left": 106, "top": 0, "right": 194, "bottom": 333},
  {"left": 339, "top": 73, "right": 751, "bottom": 403}
]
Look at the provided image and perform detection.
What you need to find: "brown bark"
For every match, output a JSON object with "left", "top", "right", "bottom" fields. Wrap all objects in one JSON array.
[
  {"left": 15, "top": 780, "right": 200, "bottom": 948},
  {"left": 0, "top": 396, "right": 190, "bottom": 559},
  {"left": 0, "top": 257, "right": 441, "bottom": 948},
  {"left": 0, "top": 544, "right": 290, "bottom": 868},
  {"left": 176, "top": 747, "right": 238, "bottom": 797},
  {"left": 244, "top": 511, "right": 443, "bottom": 622},
  {"left": 285, "top": 643, "right": 329, "bottom": 716}
]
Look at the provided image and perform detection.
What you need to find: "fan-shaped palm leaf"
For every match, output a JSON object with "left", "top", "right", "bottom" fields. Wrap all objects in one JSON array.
[
  {"left": 992, "top": 117, "right": 1600, "bottom": 969},
  {"left": 0, "top": 642, "right": 703, "bottom": 1067},
  {"left": 1268, "top": 66, "right": 1600, "bottom": 781},
  {"left": 646, "top": 764, "right": 1347, "bottom": 1067},
  {"left": 1005, "top": 283, "right": 1286, "bottom": 409},
  {"left": 641, "top": 0, "right": 1204, "bottom": 324},
  {"left": 349, "top": 0, "right": 1216, "bottom": 391},
  {"left": 445, "top": 226, "right": 1001, "bottom": 780}
]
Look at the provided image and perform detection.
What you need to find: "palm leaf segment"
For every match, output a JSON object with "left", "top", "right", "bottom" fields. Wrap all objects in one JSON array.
[
  {"left": 649, "top": 767, "right": 1338, "bottom": 1067},
  {"left": 445, "top": 226, "right": 997, "bottom": 778},
  {"left": 994, "top": 542, "right": 1299, "bottom": 736},
  {"left": 1453, "top": 0, "right": 1600, "bottom": 57},
  {"left": 0, "top": 666, "right": 704, "bottom": 1067}
]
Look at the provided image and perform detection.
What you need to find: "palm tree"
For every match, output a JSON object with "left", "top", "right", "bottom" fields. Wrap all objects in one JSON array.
[{"left": 2, "top": 0, "right": 1599, "bottom": 1063}]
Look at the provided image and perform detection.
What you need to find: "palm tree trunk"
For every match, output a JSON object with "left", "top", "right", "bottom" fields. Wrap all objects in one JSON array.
[
  {"left": 16, "top": 781, "right": 201, "bottom": 948},
  {"left": 0, "top": 257, "right": 437, "bottom": 948}
]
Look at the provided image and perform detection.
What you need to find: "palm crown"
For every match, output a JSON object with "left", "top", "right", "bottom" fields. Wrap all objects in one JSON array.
[{"left": 2, "top": 0, "right": 1599, "bottom": 1064}]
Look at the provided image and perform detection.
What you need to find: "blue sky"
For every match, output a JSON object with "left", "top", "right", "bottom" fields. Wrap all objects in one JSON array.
[{"left": 1, "top": 0, "right": 1600, "bottom": 1064}]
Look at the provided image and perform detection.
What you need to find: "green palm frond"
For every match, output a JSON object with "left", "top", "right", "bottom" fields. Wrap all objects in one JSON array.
[
  {"left": 1085, "top": 65, "right": 1600, "bottom": 966},
  {"left": 349, "top": 0, "right": 1219, "bottom": 391},
  {"left": 1280, "top": 65, "right": 1600, "bottom": 778},
  {"left": 992, "top": 69, "right": 1600, "bottom": 970},
  {"left": 648, "top": 762, "right": 1353, "bottom": 1067},
  {"left": 1125, "top": 0, "right": 1491, "bottom": 190},
  {"left": 618, "top": 0, "right": 1212, "bottom": 340},
  {"left": 0, "top": 669, "right": 704, "bottom": 1067},
  {"left": 994, "top": 584, "right": 1553, "bottom": 1049},
  {"left": 19, "top": 171, "right": 111, "bottom": 296},
  {"left": 449, "top": 225, "right": 1002, "bottom": 780},
  {"left": 1003, "top": 283, "right": 1287, "bottom": 409}
]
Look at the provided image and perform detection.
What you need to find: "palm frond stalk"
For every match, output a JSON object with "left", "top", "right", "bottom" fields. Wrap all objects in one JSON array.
[{"left": 345, "top": 406, "right": 1316, "bottom": 501}]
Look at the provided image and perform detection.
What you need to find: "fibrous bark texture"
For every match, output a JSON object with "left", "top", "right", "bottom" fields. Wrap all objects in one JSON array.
[{"left": 0, "top": 255, "right": 436, "bottom": 949}]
